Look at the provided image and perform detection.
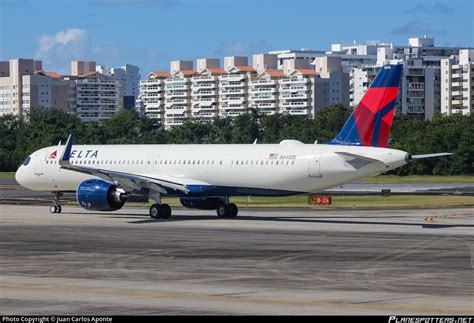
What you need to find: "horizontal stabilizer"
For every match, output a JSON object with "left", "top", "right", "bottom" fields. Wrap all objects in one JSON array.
[
  {"left": 335, "top": 152, "right": 381, "bottom": 169},
  {"left": 411, "top": 153, "right": 453, "bottom": 160}
]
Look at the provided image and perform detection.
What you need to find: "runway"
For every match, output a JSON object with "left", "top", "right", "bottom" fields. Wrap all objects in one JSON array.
[{"left": 0, "top": 205, "right": 473, "bottom": 315}]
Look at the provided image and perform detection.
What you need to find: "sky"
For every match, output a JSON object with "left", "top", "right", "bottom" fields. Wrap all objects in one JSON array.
[{"left": 0, "top": 0, "right": 473, "bottom": 75}]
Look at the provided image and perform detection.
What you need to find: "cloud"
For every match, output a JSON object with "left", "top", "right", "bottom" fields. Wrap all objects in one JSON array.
[
  {"left": 408, "top": 1, "right": 454, "bottom": 14},
  {"left": 365, "top": 39, "right": 383, "bottom": 46},
  {"left": 214, "top": 40, "right": 272, "bottom": 56},
  {"left": 35, "top": 28, "right": 89, "bottom": 73},
  {"left": 390, "top": 20, "right": 447, "bottom": 37}
]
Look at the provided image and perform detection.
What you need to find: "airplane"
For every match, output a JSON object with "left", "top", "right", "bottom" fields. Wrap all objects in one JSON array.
[{"left": 15, "top": 64, "right": 451, "bottom": 219}]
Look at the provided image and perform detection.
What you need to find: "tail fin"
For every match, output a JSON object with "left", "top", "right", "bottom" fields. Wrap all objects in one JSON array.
[{"left": 327, "top": 64, "right": 403, "bottom": 148}]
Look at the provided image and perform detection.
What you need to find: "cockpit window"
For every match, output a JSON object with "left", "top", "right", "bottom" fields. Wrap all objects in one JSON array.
[{"left": 22, "top": 156, "right": 31, "bottom": 166}]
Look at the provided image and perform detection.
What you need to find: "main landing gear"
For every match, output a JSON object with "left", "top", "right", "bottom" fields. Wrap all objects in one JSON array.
[
  {"left": 216, "top": 202, "right": 238, "bottom": 218},
  {"left": 149, "top": 203, "right": 172, "bottom": 219},
  {"left": 50, "top": 192, "right": 62, "bottom": 214}
]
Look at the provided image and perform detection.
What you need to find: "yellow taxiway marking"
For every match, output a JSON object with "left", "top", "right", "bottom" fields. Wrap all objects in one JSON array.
[
  {"left": 424, "top": 211, "right": 474, "bottom": 224},
  {"left": 1, "top": 282, "right": 473, "bottom": 314}
]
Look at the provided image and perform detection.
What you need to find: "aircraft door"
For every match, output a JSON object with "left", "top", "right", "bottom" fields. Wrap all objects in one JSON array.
[
  {"left": 34, "top": 152, "right": 45, "bottom": 176},
  {"left": 308, "top": 150, "right": 322, "bottom": 178}
]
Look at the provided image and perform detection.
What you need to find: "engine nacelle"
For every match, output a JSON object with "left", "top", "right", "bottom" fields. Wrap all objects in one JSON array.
[
  {"left": 180, "top": 197, "right": 223, "bottom": 210},
  {"left": 76, "top": 179, "right": 126, "bottom": 211}
]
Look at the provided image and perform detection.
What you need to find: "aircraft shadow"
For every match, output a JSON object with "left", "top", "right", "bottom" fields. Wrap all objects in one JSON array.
[
  {"left": 128, "top": 214, "right": 474, "bottom": 229},
  {"left": 60, "top": 211, "right": 474, "bottom": 229}
]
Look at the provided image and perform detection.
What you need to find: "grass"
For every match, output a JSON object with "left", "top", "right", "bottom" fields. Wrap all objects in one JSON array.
[
  {"left": 0, "top": 172, "right": 15, "bottom": 179},
  {"left": 359, "top": 175, "right": 474, "bottom": 184},
  {"left": 159, "top": 195, "right": 474, "bottom": 209}
]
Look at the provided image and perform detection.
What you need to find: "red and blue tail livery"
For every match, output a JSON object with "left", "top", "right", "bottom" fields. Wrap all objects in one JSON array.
[{"left": 327, "top": 64, "right": 403, "bottom": 148}]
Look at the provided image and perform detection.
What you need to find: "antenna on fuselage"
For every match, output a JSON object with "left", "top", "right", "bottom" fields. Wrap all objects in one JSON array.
[{"left": 253, "top": 139, "right": 258, "bottom": 144}]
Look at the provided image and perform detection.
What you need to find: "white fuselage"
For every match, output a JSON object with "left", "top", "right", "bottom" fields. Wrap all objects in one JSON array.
[{"left": 16, "top": 140, "right": 408, "bottom": 196}]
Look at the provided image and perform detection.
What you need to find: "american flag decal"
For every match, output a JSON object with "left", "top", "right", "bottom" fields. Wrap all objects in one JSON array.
[{"left": 268, "top": 153, "right": 279, "bottom": 160}]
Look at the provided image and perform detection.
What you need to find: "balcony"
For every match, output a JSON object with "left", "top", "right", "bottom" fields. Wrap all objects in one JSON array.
[
  {"left": 219, "top": 89, "right": 245, "bottom": 95},
  {"left": 281, "top": 108, "right": 308, "bottom": 115},
  {"left": 192, "top": 90, "right": 217, "bottom": 96},
  {"left": 280, "top": 94, "right": 309, "bottom": 100},
  {"left": 249, "top": 95, "right": 276, "bottom": 101},
  {"left": 280, "top": 78, "right": 308, "bottom": 84},
  {"left": 281, "top": 101, "right": 309, "bottom": 108},
  {"left": 219, "top": 82, "right": 245, "bottom": 88},
  {"left": 191, "top": 83, "right": 216, "bottom": 89},
  {"left": 249, "top": 87, "right": 276, "bottom": 94},
  {"left": 252, "top": 103, "right": 276, "bottom": 109},
  {"left": 250, "top": 79, "right": 276, "bottom": 86},
  {"left": 219, "top": 74, "right": 245, "bottom": 81}
]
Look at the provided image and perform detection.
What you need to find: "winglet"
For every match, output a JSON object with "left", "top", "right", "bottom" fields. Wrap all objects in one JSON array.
[{"left": 59, "top": 133, "right": 75, "bottom": 166}]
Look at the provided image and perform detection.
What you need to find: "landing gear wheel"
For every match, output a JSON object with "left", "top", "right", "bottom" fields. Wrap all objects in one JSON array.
[
  {"left": 50, "top": 204, "right": 61, "bottom": 214},
  {"left": 149, "top": 204, "right": 160, "bottom": 219},
  {"left": 149, "top": 203, "right": 172, "bottom": 219},
  {"left": 158, "top": 204, "right": 172, "bottom": 219},
  {"left": 216, "top": 204, "right": 230, "bottom": 218},
  {"left": 228, "top": 203, "right": 238, "bottom": 218}
]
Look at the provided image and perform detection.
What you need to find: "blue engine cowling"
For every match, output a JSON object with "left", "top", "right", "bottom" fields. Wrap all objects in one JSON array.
[
  {"left": 76, "top": 179, "right": 126, "bottom": 211},
  {"left": 180, "top": 197, "right": 223, "bottom": 210}
]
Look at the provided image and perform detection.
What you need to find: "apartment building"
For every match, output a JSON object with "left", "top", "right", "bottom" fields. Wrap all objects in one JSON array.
[
  {"left": 139, "top": 71, "right": 169, "bottom": 120},
  {"left": 275, "top": 59, "right": 316, "bottom": 117},
  {"left": 191, "top": 59, "right": 224, "bottom": 120},
  {"left": 218, "top": 57, "right": 256, "bottom": 118},
  {"left": 441, "top": 49, "right": 474, "bottom": 116},
  {"left": 139, "top": 54, "right": 349, "bottom": 124},
  {"left": 97, "top": 64, "right": 140, "bottom": 109},
  {"left": 0, "top": 58, "right": 45, "bottom": 116},
  {"left": 349, "top": 36, "right": 466, "bottom": 119},
  {"left": 313, "top": 56, "right": 350, "bottom": 110},
  {"left": 164, "top": 61, "right": 196, "bottom": 127},
  {"left": 248, "top": 69, "right": 284, "bottom": 115},
  {"left": 66, "top": 71, "right": 123, "bottom": 122},
  {"left": 21, "top": 71, "right": 70, "bottom": 113}
]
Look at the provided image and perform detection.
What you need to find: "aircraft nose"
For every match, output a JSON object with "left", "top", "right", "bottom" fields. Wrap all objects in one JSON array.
[{"left": 15, "top": 167, "right": 23, "bottom": 186}]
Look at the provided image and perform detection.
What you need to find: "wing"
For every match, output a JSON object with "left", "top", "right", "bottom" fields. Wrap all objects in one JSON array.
[{"left": 58, "top": 134, "right": 211, "bottom": 195}]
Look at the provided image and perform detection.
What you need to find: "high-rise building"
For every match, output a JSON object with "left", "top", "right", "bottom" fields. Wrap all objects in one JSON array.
[
  {"left": 139, "top": 71, "right": 169, "bottom": 121},
  {"left": 441, "top": 49, "right": 474, "bottom": 116},
  {"left": 0, "top": 58, "right": 68, "bottom": 116},
  {"left": 350, "top": 36, "right": 465, "bottom": 119},
  {"left": 96, "top": 64, "right": 140, "bottom": 110},
  {"left": 65, "top": 71, "right": 123, "bottom": 121},
  {"left": 191, "top": 59, "right": 225, "bottom": 120},
  {"left": 248, "top": 69, "right": 284, "bottom": 115},
  {"left": 219, "top": 58, "right": 256, "bottom": 117},
  {"left": 313, "top": 56, "right": 350, "bottom": 110},
  {"left": 164, "top": 62, "right": 197, "bottom": 127},
  {"left": 71, "top": 61, "right": 96, "bottom": 76}
]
